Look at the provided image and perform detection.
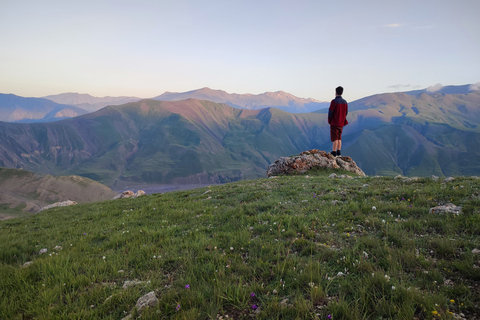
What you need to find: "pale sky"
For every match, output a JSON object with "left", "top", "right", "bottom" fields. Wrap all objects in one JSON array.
[{"left": 1, "top": 0, "right": 479, "bottom": 102}]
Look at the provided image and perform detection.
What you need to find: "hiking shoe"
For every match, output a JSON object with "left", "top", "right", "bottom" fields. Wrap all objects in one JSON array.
[
  {"left": 336, "top": 150, "right": 341, "bottom": 157},
  {"left": 331, "top": 151, "right": 337, "bottom": 157}
]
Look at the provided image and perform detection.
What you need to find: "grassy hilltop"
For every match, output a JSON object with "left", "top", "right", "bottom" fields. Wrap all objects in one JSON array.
[{"left": 1, "top": 169, "right": 479, "bottom": 319}]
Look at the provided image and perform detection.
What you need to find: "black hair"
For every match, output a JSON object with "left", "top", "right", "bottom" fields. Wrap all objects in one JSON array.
[{"left": 336, "top": 86, "right": 344, "bottom": 95}]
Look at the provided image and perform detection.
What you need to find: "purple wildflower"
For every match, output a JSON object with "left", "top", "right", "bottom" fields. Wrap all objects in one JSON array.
[
  {"left": 176, "top": 304, "right": 181, "bottom": 311},
  {"left": 250, "top": 292, "right": 255, "bottom": 297},
  {"left": 327, "top": 315, "right": 332, "bottom": 319},
  {"left": 185, "top": 284, "right": 190, "bottom": 289},
  {"left": 252, "top": 304, "right": 258, "bottom": 310}
]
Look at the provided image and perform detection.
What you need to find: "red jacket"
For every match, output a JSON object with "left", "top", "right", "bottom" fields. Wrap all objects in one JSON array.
[{"left": 328, "top": 96, "right": 348, "bottom": 127}]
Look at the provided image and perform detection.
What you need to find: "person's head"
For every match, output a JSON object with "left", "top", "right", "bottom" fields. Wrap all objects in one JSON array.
[{"left": 336, "top": 86, "right": 344, "bottom": 96}]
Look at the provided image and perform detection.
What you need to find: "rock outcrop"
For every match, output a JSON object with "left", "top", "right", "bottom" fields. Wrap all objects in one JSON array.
[
  {"left": 113, "top": 190, "right": 146, "bottom": 199},
  {"left": 429, "top": 203, "right": 462, "bottom": 215},
  {"left": 37, "top": 200, "right": 77, "bottom": 213},
  {"left": 267, "top": 149, "right": 365, "bottom": 177}
]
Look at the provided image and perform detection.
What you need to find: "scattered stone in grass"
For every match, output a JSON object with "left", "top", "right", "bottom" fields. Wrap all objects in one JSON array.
[
  {"left": 429, "top": 203, "right": 461, "bottom": 215},
  {"left": 136, "top": 291, "right": 158, "bottom": 311},
  {"left": 444, "top": 279, "right": 454, "bottom": 286},
  {"left": 273, "top": 289, "right": 278, "bottom": 294},
  {"left": 38, "top": 248, "right": 47, "bottom": 255},
  {"left": 432, "top": 175, "right": 439, "bottom": 181},
  {"left": 443, "top": 177, "right": 455, "bottom": 183},
  {"left": 280, "top": 298, "right": 289, "bottom": 308},
  {"left": 114, "top": 190, "right": 145, "bottom": 199},
  {"left": 37, "top": 200, "right": 77, "bottom": 213},
  {"left": 122, "top": 280, "right": 145, "bottom": 289},
  {"left": 54, "top": 246, "right": 62, "bottom": 250},
  {"left": 22, "top": 261, "right": 33, "bottom": 268},
  {"left": 118, "top": 269, "right": 124, "bottom": 273},
  {"left": 363, "top": 184, "right": 370, "bottom": 187},
  {"left": 472, "top": 249, "right": 480, "bottom": 254}
]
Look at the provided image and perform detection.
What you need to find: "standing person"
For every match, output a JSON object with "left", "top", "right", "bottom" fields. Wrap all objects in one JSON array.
[{"left": 328, "top": 86, "right": 348, "bottom": 157}]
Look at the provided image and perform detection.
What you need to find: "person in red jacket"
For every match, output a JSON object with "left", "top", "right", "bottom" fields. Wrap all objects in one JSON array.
[{"left": 328, "top": 86, "right": 348, "bottom": 157}]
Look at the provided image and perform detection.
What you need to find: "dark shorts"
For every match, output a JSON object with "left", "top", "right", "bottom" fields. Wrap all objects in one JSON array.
[{"left": 330, "top": 126, "right": 343, "bottom": 142}]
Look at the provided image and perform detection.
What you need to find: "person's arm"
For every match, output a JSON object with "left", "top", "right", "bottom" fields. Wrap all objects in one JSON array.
[{"left": 328, "top": 100, "right": 334, "bottom": 124}]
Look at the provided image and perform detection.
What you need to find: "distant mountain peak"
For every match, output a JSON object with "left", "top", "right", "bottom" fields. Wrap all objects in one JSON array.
[
  {"left": 153, "top": 88, "right": 328, "bottom": 113},
  {"left": 43, "top": 92, "right": 142, "bottom": 112}
]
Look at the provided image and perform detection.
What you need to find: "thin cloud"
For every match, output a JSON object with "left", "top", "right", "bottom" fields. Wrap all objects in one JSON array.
[
  {"left": 384, "top": 23, "right": 403, "bottom": 28},
  {"left": 426, "top": 83, "right": 444, "bottom": 93}
]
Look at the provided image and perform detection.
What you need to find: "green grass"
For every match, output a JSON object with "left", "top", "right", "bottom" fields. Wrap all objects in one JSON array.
[{"left": 1, "top": 171, "right": 479, "bottom": 319}]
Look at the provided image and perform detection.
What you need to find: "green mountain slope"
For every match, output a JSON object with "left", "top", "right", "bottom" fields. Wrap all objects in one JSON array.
[
  {"left": 0, "top": 88, "right": 479, "bottom": 184},
  {"left": 0, "top": 99, "right": 328, "bottom": 187},
  {"left": 340, "top": 90, "right": 480, "bottom": 176}
]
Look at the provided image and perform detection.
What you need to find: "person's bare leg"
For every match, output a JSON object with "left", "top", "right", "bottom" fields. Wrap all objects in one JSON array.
[
  {"left": 337, "top": 140, "right": 342, "bottom": 152},
  {"left": 332, "top": 140, "right": 339, "bottom": 152}
]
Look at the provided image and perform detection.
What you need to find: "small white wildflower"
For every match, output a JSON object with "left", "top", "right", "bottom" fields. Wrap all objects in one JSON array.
[
  {"left": 103, "top": 256, "right": 106, "bottom": 260},
  {"left": 385, "top": 275, "right": 390, "bottom": 281},
  {"left": 308, "top": 282, "right": 315, "bottom": 288},
  {"left": 392, "top": 286, "right": 396, "bottom": 290},
  {"left": 382, "top": 219, "right": 386, "bottom": 223},
  {"left": 372, "top": 206, "right": 377, "bottom": 211},
  {"left": 153, "top": 255, "right": 156, "bottom": 259},
  {"left": 230, "top": 247, "right": 234, "bottom": 251}
]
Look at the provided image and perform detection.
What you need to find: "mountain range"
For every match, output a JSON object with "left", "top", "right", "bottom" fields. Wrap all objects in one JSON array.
[
  {"left": 153, "top": 87, "right": 329, "bottom": 113},
  {"left": 0, "top": 93, "right": 88, "bottom": 123},
  {"left": 0, "top": 88, "right": 330, "bottom": 123},
  {"left": 42, "top": 92, "right": 142, "bottom": 112},
  {"left": 0, "top": 84, "right": 479, "bottom": 186}
]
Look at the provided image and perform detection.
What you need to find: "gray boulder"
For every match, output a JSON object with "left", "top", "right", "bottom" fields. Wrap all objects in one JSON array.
[{"left": 267, "top": 149, "right": 365, "bottom": 177}]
